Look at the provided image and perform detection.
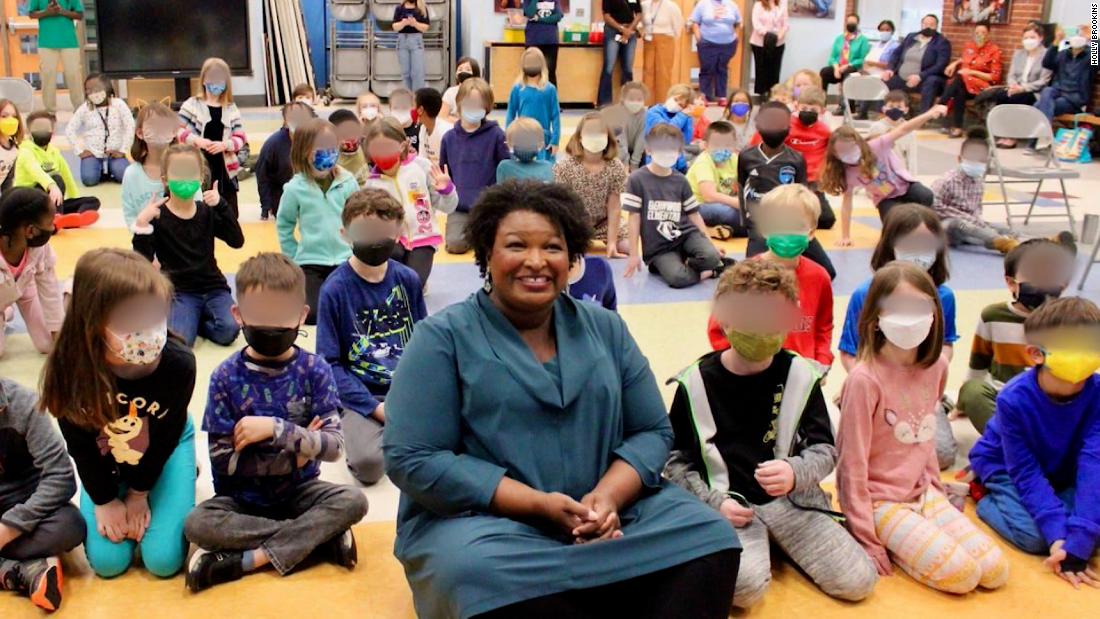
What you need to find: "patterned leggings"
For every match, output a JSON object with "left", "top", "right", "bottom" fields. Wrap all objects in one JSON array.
[{"left": 873, "top": 488, "right": 1009, "bottom": 594}]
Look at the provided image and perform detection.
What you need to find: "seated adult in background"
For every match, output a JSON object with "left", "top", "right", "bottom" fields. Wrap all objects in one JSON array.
[
  {"left": 938, "top": 22, "right": 1002, "bottom": 138},
  {"left": 382, "top": 181, "right": 739, "bottom": 619},
  {"left": 819, "top": 13, "right": 869, "bottom": 113},
  {"left": 990, "top": 23, "right": 1051, "bottom": 148},
  {"left": 881, "top": 14, "right": 951, "bottom": 113},
  {"left": 861, "top": 20, "right": 900, "bottom": 80},
  {"left": 1035, "top": 24, "right": 1098, "bottom": 121}
]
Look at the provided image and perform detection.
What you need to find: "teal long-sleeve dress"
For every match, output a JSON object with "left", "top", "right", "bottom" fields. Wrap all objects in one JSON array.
[
  {"left": 383, "top": 292, "right": 738, "bottom": 619},
  {"left": 505, "top": 82, "right": 562, "bottom": 162}
]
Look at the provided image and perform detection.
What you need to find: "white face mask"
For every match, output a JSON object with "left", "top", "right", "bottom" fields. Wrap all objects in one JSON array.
[
  {"left": 624, "top": 100, "right": 645, "bottom": 114},
  {"left": 879, "top": 313, "right": 934, "bottom": 351},
  {"left": 1022, "top": 37, "right": 1040, "bottom": 51},
  {"left": 580, "top": 133, "right": 609, "bottom": 153},
  {"left": 360, "top": 106, "right": 380, "bottom": 121},
  {"left": 650, "top": 150, "right": 680, "bottom": 168},
  {"left": 879, "top": 30, "right": 893, "bottom": 43},
  {"left": 664, "top": 98, "right": 682, "bottom": 114},
  {"left": 1069, "top": 36, "right": 1088, "bottom": 50},
  {"left": 88, "top": 91, "right": 107, "bottom": 105},
  {"left": 392, "top": 110, "right": 413, "bottom": 126},
  {"left": 837, "top": 147, "right": 862, "bottom": 165},
  {"left": 107, "top": 320, "right": 168, "bottom": 365},
  {"left": 896, "top": 250, "right": 937, "bottom": 271}
]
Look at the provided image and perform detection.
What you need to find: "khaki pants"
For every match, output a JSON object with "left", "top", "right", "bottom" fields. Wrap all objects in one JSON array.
[
  {"left": 39, "top": 47, "right": 84, "bottom": 113},
  {"left": 643, "top": 34, "right": 676, "bottom": 106}
]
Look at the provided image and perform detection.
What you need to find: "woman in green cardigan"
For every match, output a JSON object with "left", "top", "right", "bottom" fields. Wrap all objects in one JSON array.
[{"left": 819, "top": 13, "right": 869, "bottom": 113}]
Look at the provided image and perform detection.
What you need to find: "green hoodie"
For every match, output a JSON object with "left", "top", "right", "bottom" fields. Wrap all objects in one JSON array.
[{"left": 276, "top": 168, "right": 358, "bottom": 266}]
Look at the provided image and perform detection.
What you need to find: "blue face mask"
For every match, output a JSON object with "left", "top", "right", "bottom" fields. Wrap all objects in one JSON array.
[
  {"left": 960, "top": 159, "right": 987, "bottom": 179},
  {"left": 730, "top": 102, "right": 751, "bottom": 118},
  {"left": 204, "top": 82, "right": 227, "bottom": 96},
  {"left": 514, "top": 149, "right": 539, "bottom": 163},
  {"left": 312, "top": 148, "right": 339, "bottom": 171},
  {"left": 711, "top": 149, "right": 733, "bottom": 164},
  {"left": 462, "top": 108, "right": 487, "bottom": 124}
]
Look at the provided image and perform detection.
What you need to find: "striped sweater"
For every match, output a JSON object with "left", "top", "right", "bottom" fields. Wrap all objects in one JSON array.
[
  {"left": 966, "top": 302, "right": 1033, "bottom": 389},
  {"left": 177, "top": 97, "right": 247, "bottom": 179}
]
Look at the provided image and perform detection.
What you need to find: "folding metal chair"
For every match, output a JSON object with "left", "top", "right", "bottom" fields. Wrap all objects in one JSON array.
[
  {"left": 0, "top": 78, "right": 35, "bottom": 114},
  {"left": 984, "top": 104, "right": 1079, "bottom": 230},
  {"left": 841, "top": 74, "right": 888, "bottom": 136}
]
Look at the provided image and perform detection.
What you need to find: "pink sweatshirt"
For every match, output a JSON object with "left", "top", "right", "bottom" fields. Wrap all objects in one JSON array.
[
  {"left": 0, "top": 245, "right": 64, "bottom": 355},
  {"left": 837, "top": 355, "right": 948, "bottom": 556},
  {"left": 749, "top": 0, "right": 788, "bottom": 47}
]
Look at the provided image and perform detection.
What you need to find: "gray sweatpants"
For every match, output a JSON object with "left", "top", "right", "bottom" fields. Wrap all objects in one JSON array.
[
  {"left": 184, "top": 480, "right": 367, "bottom": 575},
  {"left": 342, "top": 408, "right": 385, "bottom": 485},
  {"left": 648, "top": 230, "right": 723, "bottom": 289},
  {"left": 734, "top": 497, "right": 877, "bottom": 609},
  {"left": 944, "top": 217, "right": 1014, "bottom": 249}
]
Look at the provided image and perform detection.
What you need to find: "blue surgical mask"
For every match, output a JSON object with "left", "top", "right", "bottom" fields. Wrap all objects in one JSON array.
[
  {"left": 711, "top": 149, "right": 733, "bottom": 164},
  {"left": 730, "top": 103, "right": 751, "bottom": 118},
  {"left": 514, "top": 149, "right": 539, "bottom": 163},
  {"left": 960, "top": 159, "right": 987, "bottom": 179},
  {"left": 312, "top": 148, "right": 339, "bottom": 171},
  {"left": 461, "top": 107, "right": 486, "bottom": 124},
  {"left": 204, "top": 82, "right": 227, "bottom": 96}
]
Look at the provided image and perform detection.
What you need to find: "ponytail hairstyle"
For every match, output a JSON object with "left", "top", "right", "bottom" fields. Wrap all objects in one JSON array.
[{"left": 40, "top": 248, "right": 174, "bottom": 430}]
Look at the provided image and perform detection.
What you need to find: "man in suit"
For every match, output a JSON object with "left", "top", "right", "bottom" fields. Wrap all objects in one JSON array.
[{"left": 880, "top": 14, "right": 952, "bottom": 113}]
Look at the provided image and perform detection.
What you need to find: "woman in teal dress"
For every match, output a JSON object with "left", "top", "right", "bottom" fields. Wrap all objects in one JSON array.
[{"left": 383, "top": 180, "right": 740, "bottom": 618}]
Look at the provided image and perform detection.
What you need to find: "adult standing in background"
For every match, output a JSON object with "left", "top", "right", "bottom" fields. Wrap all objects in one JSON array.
[
  {"left": 597, "top": 0, "right": 643, "bottom": 106},
  {"left": 641, "top": 0, "right": 684, "bottom": 106},
  {"left": 990, "top": 24, "right": 1050, "bottom": 148},
  {"left": 820, "top": 13, "right": 869, "bottom": 113},
  {"left": 938, "top": 22, "right": 1002, "bottom": 137},
  {"left": 750, "top": 0, "right": 788, "bottom": 100},
  {"left": 689, "top": 0, "right": 742, "bottom": 103},
  {"left": 28, "top": 0, "right": 85, "bottom": 114},
  {"left": 881, "top": 14, "right": 951, "bottom": 113},
  {"left": 523, "top": 0, "right": 563, "bottom": 85}
]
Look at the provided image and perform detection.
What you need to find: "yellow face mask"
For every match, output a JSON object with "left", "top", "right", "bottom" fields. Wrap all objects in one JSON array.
[
  {"left": 724, "top": 329, "right": 786, "bottom": 363},
  {"left": 1042, "top": 348, "right": 1100, "bottom": 384},
  {"left": 0, "top": 117, "right": 18, "bottom": 138}
]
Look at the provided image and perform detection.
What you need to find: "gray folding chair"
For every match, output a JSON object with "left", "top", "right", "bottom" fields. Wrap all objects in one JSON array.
[
  {"left": 0, "top": 78, "right": 34, "bottom": 114},
  {"left": 984, "top": 104, "right": 1079, "bottom": 230},
  {"left": 841, "top": 74, "right": 888, "bottom": 135}
]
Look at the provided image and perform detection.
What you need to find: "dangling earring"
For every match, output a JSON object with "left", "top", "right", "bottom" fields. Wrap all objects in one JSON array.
[{"left": 482, "top": 275, "right": 493, "bottom": 294}]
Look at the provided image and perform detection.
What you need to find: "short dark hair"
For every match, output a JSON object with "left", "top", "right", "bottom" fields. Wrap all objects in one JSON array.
[
  {"left": 878, "top": 19, "right": 895, "bottom": 32},
  {"left": 281, "top": 100, "right": 317, "bottom": 120},
  {"left": 465, "top": 181, "right": 594, "bottom": 278},
  {"left": 1004, "top": 238, "right": 1074, "bottom": 278},
  {"left": 758, "top": 100, "right": 792, "bottom": 116},
  {"left": 25, "top": 110, "right": 56, "bottom": 126},
  {"left": 960, "top": 127, "right": 989, "bottom": 155},
  {"left": 1025, "top": 297, "right": 1100, "bottom": 337},
  {"left": 235, "top": 252, "right": 306, "bottom": 300},
  {"left": 884, "top": 89, "right": 909, "bottom": 106},
  {"left": 84, "top": 73, "right": 115, "bottom": 98},
  {"left": 705, "top": 120, "right": 735, "bottom": 140},
  {"left": 328, "top": 108, "right": 360, "bottom": 126},
  {"left": 415, "top": 87, "right": 444, "bottom": 117},
  {"left": 342, "top": 187, "right": 405, "bottom": 227},
  {"left": 0, "top": 187, "right": 52, "bottom": 236},
  {"left": 871, "top": 204, "right": 949, "bottom": 287},
  {"left": 924, "top": 13, "right": 939, "bottom": 24},
  {"left": 847, "top": 13, "right": 859, "bottom": 22},
  {"left": 456, "top": 56, "right": 482, "bottom": 78}
]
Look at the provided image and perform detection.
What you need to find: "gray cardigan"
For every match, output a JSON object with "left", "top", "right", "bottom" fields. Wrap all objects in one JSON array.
[
  {"left": 0, "top": 379, "right": 77, "bottom": 534},
  {"left": 1006, "top": 47, "right": 1053, "bottom": 93}
]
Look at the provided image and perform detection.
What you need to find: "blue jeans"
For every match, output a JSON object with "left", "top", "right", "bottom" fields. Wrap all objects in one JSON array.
[
  {"left": 169, "top": 289, "right": 239, "bottom": 347},
  {"left": 1034, "top": 87, "right": 1081, "bottom": 121},
  {"left": 80, "top": 419, "right": 196, "bottom": 578},
  {"left": 597, "top": 26, "right": 638, "bottom": 106},
  {"left": 976, "top": 472, "right": 1076, "bottom": 555},
  {"left": 697, "top": 40, "right": 736, "bottom": 101},
  {"left": 80, "top": 155, "right": 129, "bottom": 186},
  {"left": 698, "top": 202, "right": 744, "bottom": 231},
  {"left": 398, "top": 33, "right": 426, "bottom": 91}
]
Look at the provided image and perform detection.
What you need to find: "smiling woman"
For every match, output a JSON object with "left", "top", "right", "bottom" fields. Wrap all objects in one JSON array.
[{"left": 382, "top": 181, "right": 741, "bottom": 618}]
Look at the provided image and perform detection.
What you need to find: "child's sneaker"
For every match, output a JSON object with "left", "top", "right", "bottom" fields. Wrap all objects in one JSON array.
[
  {"left": 1052, "top": 230, "right": 1077, "bottom": 256},
  {"left": 0, "top": 557, "right": 62, "bottom": 612},
  {"left": 186, "top": 549, "right": 244, "bottom": 593},
  {"left": 991, "top": 236, "right": 1020, "bottom": 254},
  {"left": 321, "top": 529, "right": 358, "bottom": 569},
  {"left": 54, "top": 211, "right": 99, "bottom": 229}
]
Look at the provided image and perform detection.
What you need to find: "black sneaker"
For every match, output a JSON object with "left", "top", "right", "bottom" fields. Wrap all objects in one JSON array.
[
  {"left": 321, "top": 529, "right": 358, "bottom": 569},
  {"left": 186, "top": 549, "right": 244, "bottom": 593},
  {"left": 1054, "top": 230, "right": 1078, "bottom": 256},
  {"left": 260, "top": 212, "right": 270, "bottom": 221},
  {"left": 713, "top": 256, "right": 737, "bottom": 276},
  {"left": 26, "top": 558, "right": 62, "bottom": 612}
]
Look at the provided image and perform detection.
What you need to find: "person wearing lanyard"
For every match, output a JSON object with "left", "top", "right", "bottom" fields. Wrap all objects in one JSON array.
[
  {"left": 597, "top": 0, "right": 643, "bottom": 107},
  {"left": 749, "top": 0, "right": 789, "bottom": 99},
  {"left": 641, "top": 0, "right": 685, "bottom": 106},
  {"left": 65, "top": 74, "right": 136, "bottom": 186},
  {"left": 689, "top": 0, "right": 742, "bottom": 103}
]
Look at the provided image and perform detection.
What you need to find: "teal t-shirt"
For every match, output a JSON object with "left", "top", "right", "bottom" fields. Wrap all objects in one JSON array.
[
  {"left": 29, "top": 0, "right": 82, "bottom": 49},
  {"left": 496, "top": 159, "right": 554, "bottom": 184}
]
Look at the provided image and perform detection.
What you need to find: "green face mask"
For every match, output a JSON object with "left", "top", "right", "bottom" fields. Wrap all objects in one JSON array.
[
  {"left": 766, "top": 233, "right": 810, "bottom": 259},
  {"left": 167, "top": 179, "right": 201, "bottom": 200},
  {"left": 724, "top": 328, "right": 786, "bottom": 362}
]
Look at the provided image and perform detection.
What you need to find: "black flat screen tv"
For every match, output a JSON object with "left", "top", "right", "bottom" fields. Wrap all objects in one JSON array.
[{"left": 95, "top": 0, "right": 251, "bottom": 78}]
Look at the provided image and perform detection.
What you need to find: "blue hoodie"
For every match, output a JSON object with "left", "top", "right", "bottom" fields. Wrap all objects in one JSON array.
[{"left": 439, "top": 119, "right": 511, "bottom": 213}]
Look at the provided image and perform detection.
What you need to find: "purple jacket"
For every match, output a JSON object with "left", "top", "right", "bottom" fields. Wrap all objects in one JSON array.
[{"left": 439, "top": 119, "right": 511, "bottom": 213}]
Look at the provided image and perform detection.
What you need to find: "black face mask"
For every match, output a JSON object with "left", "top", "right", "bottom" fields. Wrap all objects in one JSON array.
[
  {"left": 846, "top": 23, "right": 858, "bottom": 33},
  {"left": 884, "top": 107, "right": 907, "bottom": 121},
  {"left": 758, "top": 127, "right": 789, "bottom": 149},
  {"left": 798, "top": 110, "right": 819, "bottom": 126},
  {"left": 25, "top": 224, "right": 56, "bottom": 248},
  {"left": 243, "top": 325, "right": 301, "bottom": 358},
  {"left": 31, "top": 131, "right": 52, "bottom": 148},
  {"left": 456, "top": 71, "right": 473, "bottom": 84},
  {"left": 1015, "top": 282, "right": 1063, "bottom": 311},
  {"left": 921, "top": 27, "right": 936, "bottom": 38},
  {"left": 353, "top": 238, "right": 397, "bottom": 267}
]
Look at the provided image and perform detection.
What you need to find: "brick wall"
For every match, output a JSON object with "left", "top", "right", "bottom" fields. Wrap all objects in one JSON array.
[{"left": 939, "top": 0, "right": 1100, "bottom": 114}]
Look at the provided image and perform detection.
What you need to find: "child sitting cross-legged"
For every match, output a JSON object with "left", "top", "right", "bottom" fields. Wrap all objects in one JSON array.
[
  {"left": 968, "top": 297, "right": 1100, "bottom": 588},
  {"left": 184, "top": 252, "right": 368, "bottom": 592},
  {"left": 317, "top": 189, "right": 427, "bottom": 486},
  {"left": 686, "top": 120, "right": 745, "bottom": 236},
  {"left": 958, "top": 238, "right": 1076, "bottom": 433},
  {"left": 666, "top": 259, "right": 877, "bottom": 608},
  {"left": 623, "top": 122, "right": 725, "bottom": 288}
]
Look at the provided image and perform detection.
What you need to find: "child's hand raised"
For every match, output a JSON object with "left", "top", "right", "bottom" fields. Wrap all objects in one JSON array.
[
  {"left": 233, "top": 416, "right": 276, "bottom": 451},
  {"left": 927, "top": 104, "right": 948, "bottom": 120},
  {"left": 429, "top": 163, "right": 452, "bottom": 191},
  {"left": 136, "top": 195, "right": 168, "bottom": 227},
  {"left": 202, "top": 181, "right": 221, "bottom": 206}
]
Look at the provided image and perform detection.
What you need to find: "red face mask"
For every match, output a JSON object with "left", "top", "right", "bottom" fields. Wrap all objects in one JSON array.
[
  {"left": 372, "top": 152, "right": 402, "bottom": 171},
  {"left": 340, "top": 138, "right": 360, "bottom": 154}
]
